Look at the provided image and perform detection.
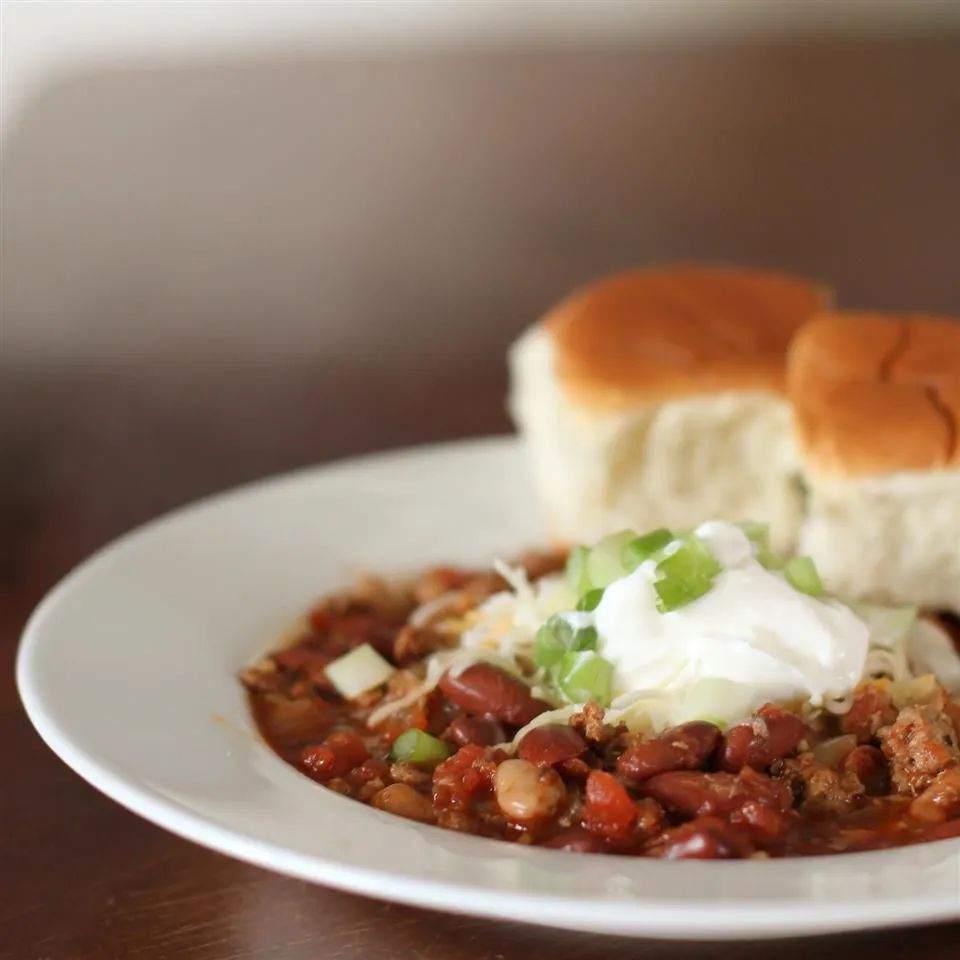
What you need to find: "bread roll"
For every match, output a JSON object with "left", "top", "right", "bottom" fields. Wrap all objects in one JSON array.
[
  {"left": 508, "top": 266, "right": 829, "bottom": 551},
  {"left": 789, "top": 312, "right": 960, "bottom": 611}
]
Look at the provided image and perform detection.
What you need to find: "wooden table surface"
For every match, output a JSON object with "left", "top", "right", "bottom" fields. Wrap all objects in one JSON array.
[
  {"left": 4, "top": 33, "right": 960, "bottom": 960},
  {"left": 4, "top": 366, "right": 960, "bottom": 960}
]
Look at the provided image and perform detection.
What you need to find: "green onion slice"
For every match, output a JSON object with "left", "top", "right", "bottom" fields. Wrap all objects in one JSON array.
[
  {"left": 570, "top": 625, "right": 598, "bottom": 652},
  {"left": 585, "top": 529, "right": 637, "bottom": 590},
  {"left": 736, "top": 520, "right": 783, "bottom": 569},
  {"left": 784, "top": 555, "right": 824, "bottom": 596},
  {"left": 622, "top": 527, "right": 674, "bottom": 571},
  {"left": 533, "top": 615, "right": 573, "bottom": 669},
  {"left": 736, "top": 521, "right": 770, "bottom": 549},
  {"left": 557, "top": 651, "right": 614, "bottom": 707},
  {"left": 756, "top": 547, "right": 785, "bottom": 571},
  {"left": 390, "top": 728, "right": 451, "bottom": 765},
  {"left": 652, "top": 535, "right": 722, "bottom": 613},
  {"left": 565, "top": 545, "right": 591, "bottom": 596},
  {"left": 576, "top": 588, "right": 605, "bottom": 612}
]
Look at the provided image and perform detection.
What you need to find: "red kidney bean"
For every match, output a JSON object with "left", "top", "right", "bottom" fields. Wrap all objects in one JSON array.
[
  {"left": 730, "top": 798, "right": 791, "bottom": 846},
  {"left": 842, "top": 745, "right": 890, "bottom": 796},
  {"left": 617, "top": 722, "right": 721, "bottom": 781},
  {"left": 346, "top": 757, "right": 391, "bottom": 789},
  {"left": 544, "top": 829, "right": 607, "bottom": 853},
  {"left": 645, "top": 769, "right": 792, "bottom": 819},
  {"left": 272, "top": 647, "right": 336, "bottom": 691},
  {"left": 517, "top": 724, "right": 587, "bottom": 767},
  {"left": 652, "top": 817, "right": 750, "bottom": 860},
  {"left": 273, "top": 646, "right": 328, "bottom": 672},
  {"left": 721, "top": 706, "right": 806, "bottom": 772},
  {"left": 439, "top": 663, "right": 549, "bottom": 727},
  {"left": 306, "top": 612, "right": 401, "bottom": 659},
  {"left": 300, "top": 730, "right": 369, "bottom": 782},
  {"left": 443, "top": 714, "right": 506, "bottom": 748}
]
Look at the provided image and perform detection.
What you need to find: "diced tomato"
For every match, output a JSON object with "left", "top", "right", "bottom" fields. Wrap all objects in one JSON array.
[
  {"left": 582, "top": 770, "right": 637, "bottom": 840},
  {"left": 432, "top": 744, "right": 501, "bottom": 810}
]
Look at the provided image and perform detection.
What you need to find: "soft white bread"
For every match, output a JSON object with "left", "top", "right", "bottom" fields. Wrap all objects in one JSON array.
[
  {"left": 789, "top": 312, "right": 960, "bottom": 612},
  {"left": 508, "top": 266, "right": 829, "bottom": 551}
]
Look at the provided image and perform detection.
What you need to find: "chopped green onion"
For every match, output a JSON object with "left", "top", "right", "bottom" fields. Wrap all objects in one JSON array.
[
  {"left": 653, "top": 575, "right": 713, "bottom": 612},
  {"left": 565, "top": 545, "right": 591, "bottom": 596},
  {"left": 570, "top": 625, "right": 598, "bottom": 652},
  {"left": 785, "top": 556, "right": 824, "bottom": 596},
  {"left": 557, "top": 651, "right": 614, "bottom": 706},
  {"left": 576, "top": 588, "right": 605, "bottom": 612},
  {"left": 585, "top": 529, "right": 637, "bottom": 590},
  {"left": 390, "top": 728, "right": 451, "bottom": 764},
  {"left": 756, "top": 547, "right": 785, "bottom": 571},
  {"left": 533, "top": 616, "right": 573, "bottom": 669},
  {"left": 736, "top": 520, "right": 783, "bottom": 569},
  {"left": 653, "top": 535, "right": 722, "bottom": 613},
  {"left": 736, "top": 521, "right": 770, "bottom": 549},
  {"left": 324, "top": 643, "right": 395, "bottom": 699},
  {"left": 622, "top": 527, "right": 674, "bottom": 571}
]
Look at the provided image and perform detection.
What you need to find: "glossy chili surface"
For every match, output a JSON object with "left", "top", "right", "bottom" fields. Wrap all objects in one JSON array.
[{"left": 244, "top": 557, "right": 960, "bottom": 859}]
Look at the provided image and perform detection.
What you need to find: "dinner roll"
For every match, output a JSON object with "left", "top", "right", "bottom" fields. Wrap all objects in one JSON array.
[
  {"left": 508, "top": 266, "right": 830, "bottom": 551},
  {"left": 789, "top": 312, "right": 960, "bottom": 612}
]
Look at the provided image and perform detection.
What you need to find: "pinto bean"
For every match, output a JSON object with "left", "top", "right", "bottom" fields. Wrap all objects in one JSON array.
[
  {"left": 842, "top": 745, "right": 890, "bottom": 796},
  {"left": 517, "top": 724, "right": 587, "bottom": 767},
  {"left": 721, "top": 706, "right": 806, "bottom": 772},
  {"left": 443, "top": 715, "right": 506, "bottom": 748},
  {"left": 372, "top": 783, "right": 435, "bottom": 823},
  {"left": 652, "top": 817, "right": 750, "bottom": 860},
  {"left": 494, "top": 758, "right": 565, "bottom": 823},
  {"left": 439, "top": 664, "right": 549, "bottom": 727},
  {"left": 617, "top": 722, "right": 721, "bottom": 781}
]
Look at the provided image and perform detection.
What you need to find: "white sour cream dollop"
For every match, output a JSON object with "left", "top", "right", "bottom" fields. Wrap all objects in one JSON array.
[{"left": 578, "top": 521, "right": 870, "bottom": 725}]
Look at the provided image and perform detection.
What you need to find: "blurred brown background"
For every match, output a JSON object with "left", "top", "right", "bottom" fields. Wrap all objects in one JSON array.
[
  {"left": 5, "top": 35, "right": 960, "bottom": 561},
  {"left": 3, "top": 13, "right": 960, "bottom": 959}
]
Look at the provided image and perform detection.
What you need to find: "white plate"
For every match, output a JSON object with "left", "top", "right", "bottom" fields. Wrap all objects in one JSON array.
[{"left": 17, "top": 436, "right": 960, "bottom": 940}]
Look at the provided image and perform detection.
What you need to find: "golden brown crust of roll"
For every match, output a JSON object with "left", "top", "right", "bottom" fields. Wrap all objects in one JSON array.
[
  {"left": 545, "top": 265, "right": 830, "bottom": 407},
  {"left": 788, "top": 312, "right": 960, "bottom": 476}
]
